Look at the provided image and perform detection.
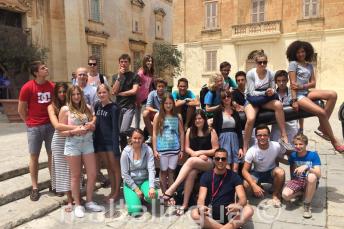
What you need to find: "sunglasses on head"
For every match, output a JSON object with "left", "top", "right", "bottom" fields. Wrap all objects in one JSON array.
[
  {"left": 214, "top": 157, "right": 227, "bottom": 162},
  {"left": 257, "top": 61, "right": 268, "bottom": 65},
  {"left": 88, "top": 63, "right": 97, "bottom": 66}
]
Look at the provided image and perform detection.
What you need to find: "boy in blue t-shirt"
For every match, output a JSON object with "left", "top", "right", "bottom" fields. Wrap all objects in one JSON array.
[
  {"left": 172, "top": 78, "right": 199, "bottom": 128},
  {"left": 282, "top": 133, "right": 321, "bottom": 219}
]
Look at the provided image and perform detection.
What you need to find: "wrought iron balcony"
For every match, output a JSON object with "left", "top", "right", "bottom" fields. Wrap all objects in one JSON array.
[{"left": 232, "top": 20, "right": 281, "bottom": 39}]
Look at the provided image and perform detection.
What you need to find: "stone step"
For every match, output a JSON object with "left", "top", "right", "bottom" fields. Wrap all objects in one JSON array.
[
  {"left": 0, "top": 183, "right": 103, "bottom": 229},
  {"left": 0, "top": 162, "right": 48, "bottom": 182},
  {"left": 0, "top": 167, "right": 51, "bottom": 206}
]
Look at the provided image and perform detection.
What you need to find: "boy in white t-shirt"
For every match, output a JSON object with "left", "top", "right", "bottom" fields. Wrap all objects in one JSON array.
[{"left": 242, "top": 124, "right": 286, "bottom": 207}]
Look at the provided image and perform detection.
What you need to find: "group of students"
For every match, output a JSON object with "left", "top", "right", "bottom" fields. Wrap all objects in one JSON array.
[{"left": 17, "top": 40, "right": 343, "bottom": 228}]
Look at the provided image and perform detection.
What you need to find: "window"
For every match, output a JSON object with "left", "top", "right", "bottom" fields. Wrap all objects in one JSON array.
[
  {"left": 252, "top": 0, "right": 265, "bottom": 23},
  {"left": 90, "top": 0, "right": 101, "bottom": 22},
  {"left": 156, "top": 20, "right": 163, "bottom": 38},
  {"left": 205, "top": 50, "right": 217, "bottom": 72},
  {"left": 133, "top": 19, "right": 140, "bottom": 33},
  {"left": 132, "top": 51, "right": 142, "bottom": 71},
  {"left": 0, "top": 9, "right": 22, "bottom": 28},
  {"left": 303, "top": 0, "right": 319, "bottom": 18},
  {"left": 204, "top": 1, "right": 218, "bottom": 29},
  {"left": 90, "top": 44, "right": 104, "bottom": 73}
]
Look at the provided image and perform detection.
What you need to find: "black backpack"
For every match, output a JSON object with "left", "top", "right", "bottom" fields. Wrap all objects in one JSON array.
[{"left": 99, "top": 74, "right": 105, "bottom": 84}]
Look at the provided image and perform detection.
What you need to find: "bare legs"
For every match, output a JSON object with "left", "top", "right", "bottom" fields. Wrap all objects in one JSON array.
[
  {"left": 282, "top": 173, "right": 318, "bottom": 203},
  {"left": 298, "top": 95, "right": 341, "bottom": 147},
  {"left": 243, "top": 104, "right": 259, "bottom": 153},
  {"left": 100, "top": 152, "right": 121, "bottom": 201},
  {"left": 66, "top": 153, "right": 97, "bottom": 206},
  {"left": 29, "top": 154, "right": 39, "bottom": 189}
]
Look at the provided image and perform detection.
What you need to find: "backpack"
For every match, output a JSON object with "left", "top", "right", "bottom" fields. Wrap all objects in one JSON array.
[{"left": 99, "top": 74, "right": 105, "bottom": 84}]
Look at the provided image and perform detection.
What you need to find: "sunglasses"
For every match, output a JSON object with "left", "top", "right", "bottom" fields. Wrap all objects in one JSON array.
[
  {"left": 222, "top": 95, "right": 231, "bottom": 99},
  {"left": 214, "top": 157, "right": 227, "bottom": 162},
  {"left": 257, "top": 61, "right": 268, "bottom": 65},
  {"left": 88, "top": 63, "right": 97, "bottom": 66}
]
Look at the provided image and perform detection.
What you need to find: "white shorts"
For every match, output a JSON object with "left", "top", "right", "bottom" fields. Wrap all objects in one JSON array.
[{"left": 159, "top": 154, "right": 179, "bottom": 171}]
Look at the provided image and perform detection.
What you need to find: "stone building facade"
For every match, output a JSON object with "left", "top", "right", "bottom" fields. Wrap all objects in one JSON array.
[
  {"left": 173, "top": 0, "right": 344, "bottom": 103},
  {"left": 0, "top": 0, "right": 172, "bottom": 83}
]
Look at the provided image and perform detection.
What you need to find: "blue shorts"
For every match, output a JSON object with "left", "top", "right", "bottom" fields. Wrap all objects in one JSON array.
[
  {"left": 64, "top": 133, "right": 94, "bottom": 156},
  {"left": 94, "top": 143, "right": 121, "bottom": 157},
  {"left": 250, "top": 169, "right": 274, "bottom": 184},
  {"left": 296, "top": 91, "right": 309, "bottom": 101}
]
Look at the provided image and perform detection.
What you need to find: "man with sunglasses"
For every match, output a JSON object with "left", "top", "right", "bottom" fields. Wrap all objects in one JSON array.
[
  {"left": 87, "top": 55, "right": 108, "bottom": 87},
  {"left": 191, "top": 148, "right": 253, "bottom": 228},
  {"left": 242, "top": 124, "right": 286, "bottom": 207},
  {"left": 18, "top": 61, "right": 55, "bottom": 201}
]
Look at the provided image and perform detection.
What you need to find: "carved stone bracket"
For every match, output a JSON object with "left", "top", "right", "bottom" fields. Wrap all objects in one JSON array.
[
  {"left": 85, "top": 27, "right": 110, "bottom": 39},
  {"left": 0, "top": 0, "right": 32, "bottom": 13},
  {"left": 131, "top": 0, "right": 145, "bottom": 8},
  {"left": 154, "top": 8, "right": 166, "bottom": 17}
]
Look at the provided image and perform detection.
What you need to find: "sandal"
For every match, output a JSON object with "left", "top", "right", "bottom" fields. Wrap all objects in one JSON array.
[
  {"left": 162, "top": 193, "right": 176, "bottom": 206},
  {"left": 175, "top": 206, "right": 188, "bottom": 216},
  {"left": 270, "top": 198, "right": 282, "bottom": 208},
  {"left": 334, "top": 145, "right": 344, "bottom": 153},
  {"left": 314, "top": 130, "right": 331, "bottom": 141},
  {"left": 64, "top": 203, "right": 73, "bottom": 213},
  {"left": 278, "top": 138, "right": 295, "bottom": 151}
]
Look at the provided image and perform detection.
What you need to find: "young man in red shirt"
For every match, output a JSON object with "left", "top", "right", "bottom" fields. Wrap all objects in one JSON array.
[{"left": 18, "top": 61, "right": 55, "bottom": 201}]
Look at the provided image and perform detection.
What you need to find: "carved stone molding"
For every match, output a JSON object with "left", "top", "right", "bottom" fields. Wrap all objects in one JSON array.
[
  {"left": 85, "top": 27, "right": 110, "bottom": 39},
  {"left": 154, "top": 8, "right": 166, "bottom": 17},
  {"left": 131, "top": 0, "right": 145, "bottom": 8},
  {"left": 0, "top": 0, "right": 32, "bottom": 13}
]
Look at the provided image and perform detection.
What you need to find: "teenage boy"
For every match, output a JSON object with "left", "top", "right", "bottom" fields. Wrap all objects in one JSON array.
[
  {"left": 282, "top": 133, "right": 321, "bottom": 218},
  {"left": 270, "top": 70, "right": 298, "bottom": 143},
  {"left": 232, "top": 71, "right": 247, "bottom": 112},
  {"left": 143, "top": 78, "right": 167, "bottom": 142},
  {"left": 219, "top": 61, "right": 237, "bottom": 91},
  {"left": 112, "top": 54, "right": 140, "bottom": 149},
  {"left": 87, "top": 55, "right": 108, "bottom": 87},
  {"left": 191, "top": 148, "right": 253, "bottom": 228},
  {"left": 242, "top": 124, "right": 286, "bottom": 207},
  {"left": 18, "top": 61, "right": 55, "bottom": 201},
  {"left": 172, "top": 78, "right": 199, "bottom": 129}
]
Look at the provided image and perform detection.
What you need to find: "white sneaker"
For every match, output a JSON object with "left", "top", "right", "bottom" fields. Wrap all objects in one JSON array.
[
  {"left": 74, "top": 205, "right": 85, "bottom": 218},
  {"left": 85, "top": 201, "right": 104, "bottom": 212}
]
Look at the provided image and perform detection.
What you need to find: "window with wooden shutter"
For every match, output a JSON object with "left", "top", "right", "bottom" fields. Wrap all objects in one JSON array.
[
  {"left": 252, "top": 0, "right": 265, "bottom": 23},
  {"left": 205, "top": 50, "right": 217, "bottom": 72},
  {"left": 90, "top": 0, "right": 101, "bottom": 22},
  {"left": 303, "top": 0, "right": 319, "bottom": 18},
  {"left": 205, "top": 1, "right": 218, "bottom": 29},
  {"left": 90, "top": 44, "right": 104, "bottom": 74}
]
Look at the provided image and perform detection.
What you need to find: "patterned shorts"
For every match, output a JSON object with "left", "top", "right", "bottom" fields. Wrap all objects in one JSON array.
[{"left": 285, "top": 178, "right": 306, "bottom": 193}]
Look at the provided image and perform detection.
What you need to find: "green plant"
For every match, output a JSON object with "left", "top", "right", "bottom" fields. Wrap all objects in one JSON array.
[
  {"left": 0, "top": 25, "right": 47, "bottom": 98},
  {"left": 152, "top": 41, "right": 182, "bottom": 79}
]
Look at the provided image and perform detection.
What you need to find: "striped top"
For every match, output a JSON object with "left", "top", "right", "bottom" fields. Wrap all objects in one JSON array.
[{"left": 157, "top": 115, "right": 180, "bottom": 155}]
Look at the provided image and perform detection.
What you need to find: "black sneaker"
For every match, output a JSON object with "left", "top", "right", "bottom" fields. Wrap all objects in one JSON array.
[{"left": 30, "top": 188, "right": 40, "bottom": 201}]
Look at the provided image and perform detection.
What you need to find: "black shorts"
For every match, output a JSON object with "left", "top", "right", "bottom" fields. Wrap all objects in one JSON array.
[{"left": 94, "top": 144, "right": 121, "bottom": 157}]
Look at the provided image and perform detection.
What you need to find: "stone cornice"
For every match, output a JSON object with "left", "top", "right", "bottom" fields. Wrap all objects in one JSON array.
[
  {"left": 0, "top": 0, "right": 31, "bottom": 13},
  {"left": 129, "top": 38, "right": 147, "bottom": 46},
  {"left": 131, "top": 0, "right": 145, "bottom": 8},
  {"left": 85, "top": 27, "right": 109, "bottom": 39}
]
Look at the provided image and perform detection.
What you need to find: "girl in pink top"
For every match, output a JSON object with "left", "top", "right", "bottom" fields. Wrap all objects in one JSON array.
[{"left": 135, "top": 55, "right": 154, "bottom": 128}]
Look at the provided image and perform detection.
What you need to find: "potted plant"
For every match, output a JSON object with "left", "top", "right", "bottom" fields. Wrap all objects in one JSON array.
[{"left": 0, "top": 25, "right": 47, "bottom": 122}]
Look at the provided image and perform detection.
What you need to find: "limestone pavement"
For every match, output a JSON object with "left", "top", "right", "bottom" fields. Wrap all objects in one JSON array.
[{"left": 0, "top": 109, "right": 343, "bottom": 229}]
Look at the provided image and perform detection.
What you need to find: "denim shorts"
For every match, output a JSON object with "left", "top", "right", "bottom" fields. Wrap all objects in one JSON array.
[
  {"left": 64, "top": 133, "right": 94, "bottom": 156},
  {"left": 94, "top": 144, "right": 121, "bottom": 157},
  {"left": 250, "top": 169, "right": 274, "bottom": 184},
  {"left": 27, "top": 123, "right": 54, "bottom": 155},
  {"left": 296, "top": 91, "right": 309, "bottom": 101}
]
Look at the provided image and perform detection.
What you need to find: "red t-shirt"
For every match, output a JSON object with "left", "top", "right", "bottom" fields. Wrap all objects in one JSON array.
[{"left": 19, "top": 80, "right": 55, "bottom": 127}]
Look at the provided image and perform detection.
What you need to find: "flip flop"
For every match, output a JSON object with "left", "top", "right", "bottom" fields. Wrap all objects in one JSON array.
[
  {"left": 314, "top": 130, "right": 331, "bottom": 141},
  {"left": 162, "top": 193, "right": 176, "bottom": 206},
  {"left": 269, "top": 198, "right": 282, "bottom": 208},
  {"left": 175, "top": 206, "right": 188, "bottom": 216}
]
